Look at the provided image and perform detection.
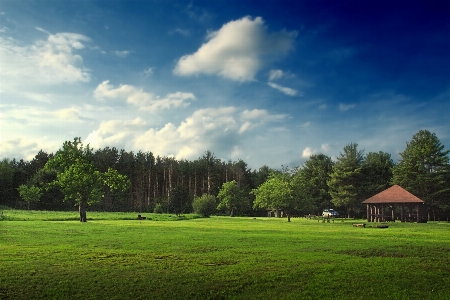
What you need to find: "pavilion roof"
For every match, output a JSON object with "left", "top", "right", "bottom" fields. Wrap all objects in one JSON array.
[{"left": 362, "top": 185, "right": 424, "bottom": 204}]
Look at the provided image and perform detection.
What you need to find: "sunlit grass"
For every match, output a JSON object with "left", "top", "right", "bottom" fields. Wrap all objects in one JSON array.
[{"left": 1, "top": 210, "right": 449, "bottom": 299}]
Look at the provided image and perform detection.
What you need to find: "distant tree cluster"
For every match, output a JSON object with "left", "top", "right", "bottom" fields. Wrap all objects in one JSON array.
[{"left": 1, "top": 130, "right": 449, "bottom": 221}]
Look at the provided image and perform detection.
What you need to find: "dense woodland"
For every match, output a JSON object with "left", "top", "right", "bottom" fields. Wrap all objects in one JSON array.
[{"left": 1, "top": 130, "right": 449, "bottom": 220}]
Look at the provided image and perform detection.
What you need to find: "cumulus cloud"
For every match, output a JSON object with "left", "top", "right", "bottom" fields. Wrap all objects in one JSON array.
[
  {"left": 0, "top": 28, "right": 91, "bottom": 86},
  {"left": 93, "top": 81, "right": 195, "bottom": 111},
  {"left": 84, "top": 107, "right": 287, "bottom": 161},
  {"left": 301, "top": 144, "right": 330, "bottom": 158},
  {"left": 302, "top": 147, "right": 316, "bottom": 158},
  {"left": 174, "top": 16, "right": 297, "bottom": 82},
  {"left": 339, "top": 103, "right": 356, "bottom": 111},
  {"left": 267, "top": 82, "right": 299, "bottom": 96}
]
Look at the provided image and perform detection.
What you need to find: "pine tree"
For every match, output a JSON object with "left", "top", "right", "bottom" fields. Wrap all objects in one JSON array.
[
  {"left": 392, "top": 130, "right": 450, "bottom": 220},
  {"left": 327, "top": 143, "right": 364, "bottom": 218}
]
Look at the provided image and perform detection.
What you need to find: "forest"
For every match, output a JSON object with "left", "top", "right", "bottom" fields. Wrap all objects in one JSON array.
[{"left": 1, "top": 129, "right": 449, "bottom": 220}]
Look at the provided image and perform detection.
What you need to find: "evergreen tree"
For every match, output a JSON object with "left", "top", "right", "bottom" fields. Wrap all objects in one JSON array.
[
  {"left": 392, "top": 130, "right": 450, "bottom": 220},
  {"left": 327, "top": 143, "right": 364, "bottom": 218},
  {"left": 361, "top": 151, "right": 394, "bottom": 199}
]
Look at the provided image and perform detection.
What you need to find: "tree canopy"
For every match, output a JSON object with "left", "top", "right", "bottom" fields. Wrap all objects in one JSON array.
[{"left": 392, "top": 130, "right": 450, "bottom": 219}]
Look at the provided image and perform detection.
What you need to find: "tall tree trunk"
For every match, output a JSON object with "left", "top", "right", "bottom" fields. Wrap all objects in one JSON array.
[
  {"left": 147, "top": 168, "right": 151, "bottom": 207},
  {"left": 79, "top": 201, "right": 87, "bottom": 222}
]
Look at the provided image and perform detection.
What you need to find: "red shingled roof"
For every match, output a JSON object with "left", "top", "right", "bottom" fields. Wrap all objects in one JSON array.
[{"left": 362, "top": 185, "right": 424, "bottom": 204}]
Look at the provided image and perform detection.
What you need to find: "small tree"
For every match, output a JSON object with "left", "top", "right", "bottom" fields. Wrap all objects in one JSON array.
[
  {"left": 252, "top": 173, "right": 296, "bottom": 222},
  {"left": 55, "top": 159, "right": 129, "bottom": 222},
  {"left": 217, "top": 180, "right": 247, "bottom": 217},
  {"left": 193, "top": 194, "right": 216, "bottom": 217},
  {"left": 45, "top": 138, "right": 129, "bottom": 222},
  {"left": 17, "top": 185, "right": 42, "bottom": 210}
]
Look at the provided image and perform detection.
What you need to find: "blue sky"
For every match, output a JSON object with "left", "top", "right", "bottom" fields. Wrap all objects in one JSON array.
[{"left": 1, "top": 0, "right": 449, "bottom": 169}]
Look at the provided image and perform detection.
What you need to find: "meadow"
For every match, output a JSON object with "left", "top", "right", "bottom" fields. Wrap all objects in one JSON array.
[{"left": 1, "top": 209, "right": 449, "bottom": 299}]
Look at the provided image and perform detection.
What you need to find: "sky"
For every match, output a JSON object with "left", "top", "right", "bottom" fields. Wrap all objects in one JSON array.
[{"left": 1, "top": 0, "right": 450, "bottom": 169}]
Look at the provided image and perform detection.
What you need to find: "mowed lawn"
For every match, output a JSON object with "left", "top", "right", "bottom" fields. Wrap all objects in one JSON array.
[{"left": 1, "top": 211, "right": 450, "bottom": 300}]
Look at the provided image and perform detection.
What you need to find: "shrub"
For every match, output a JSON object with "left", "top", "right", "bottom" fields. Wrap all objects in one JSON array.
[
  {"left": 153, "top": 203, "right": 165, "bottom": 214},
  {"left": 192, "top": 194, "right": 216, "bottom": 217}
]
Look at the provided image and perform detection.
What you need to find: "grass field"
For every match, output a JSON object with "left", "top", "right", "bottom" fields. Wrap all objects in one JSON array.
[{"left": 1, "top": 209, "right": 450, "bottom": 299}]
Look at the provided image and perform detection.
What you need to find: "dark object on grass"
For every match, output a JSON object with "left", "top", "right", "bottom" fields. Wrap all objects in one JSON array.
[
  {"left": 353, "top": 223, "right": 365, "bottom": 228},
  {"left": 377, "top": 225, "right": 389, "bottom": 228},
  {"left": 137, "top": 215, "right": 146, "bottom": 220}
]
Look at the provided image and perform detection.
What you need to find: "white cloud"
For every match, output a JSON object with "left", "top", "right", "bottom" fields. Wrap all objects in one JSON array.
[
  {"left": 0, "top": 29, "right": 91, "bottom": 87},
  {"left": 339, "top": 103, "right": 356, "bottom": 111},
  {"left": 302, "top": 147, "right": 316, "bottom": 158},
  {"left": 301, "top": 144, "right": 329, "bottom": 158},
  {"left": 319, "top": 104, "right": 328, "bottom": 110},
  {"left": 267, "top": 82, "right": 299, "bottom": 96},
  {"left": 269, "top": 69, "right": 284, "bottom": 81},
  {"left": 174, "top": 16, "right": 297, "bottom": 82},
  {"left": 84, "top": 107, "right": 287, "bottom": 161},
  {"left": 241, "top": 109, "right": 269, "bottom": 120},
  {"left": 53, "top": 107, "right": 81, "bottom": 120},
  {"left": 113, "top": 50, "right": 131, "bottom": 57},
  {"left": 93, "top": 81, "right": 195, "bottom": 111}
]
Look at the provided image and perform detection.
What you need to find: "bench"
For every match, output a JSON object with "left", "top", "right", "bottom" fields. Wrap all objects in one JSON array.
[{"left": 353, "top": 223, "right": 365, "bottom": 228}]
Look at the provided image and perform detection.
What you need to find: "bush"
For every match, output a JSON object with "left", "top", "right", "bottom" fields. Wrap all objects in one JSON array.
[
  {"left": 153, "top": 203, "right": 165, "bottom": 214},
  {"left": 192, "top": 194, "right": 216, "bottom": 217}
]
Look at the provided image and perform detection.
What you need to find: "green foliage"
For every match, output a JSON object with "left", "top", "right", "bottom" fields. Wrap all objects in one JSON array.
[
  {"left": 392, "top": 130, "right": 450, "bottom": 218},
  {"left": 217, "top": 180, "right": 249, "bottom": 217},
  {"left": 298, "top": 154, "right": 334, "bottom": 214},
  {"left": 45, "top": 138, "right": 130, "bottom": 221},
  {"left": 193, "top": 194, "right": 216, "bottom": 217},
  {"left": 17, "top": 185, "right": 42, "bottom": 209},
  {"left": 361, "top": 151, "right": 394, "bottom": 199},
  {"left": 252, "top": 172, "right": 296, "bottom": 221},
  {"left": 56, "top": 159, "right": 105, "bottom": 206},
  {"left": 0, "top": 158, "right": 16, "bottom": 206},
  {"left": 328, "top": 143, "right": 364, "bottom": 217},
  {"left": 154, "top": 203, "right": 165, "bottom": 214},
  {"left": 169, "top": 185, "right": 192, "bottom": 215}
]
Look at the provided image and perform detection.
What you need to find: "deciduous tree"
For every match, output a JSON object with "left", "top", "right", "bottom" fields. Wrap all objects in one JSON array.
[
  {"left": 46, "top": 138, "right": 129, "bottom": 222},
  {"left": 17, "top": 184, "right": 42, "bottom": 210},
  {"left": 217, "top": 180, "right": 248, "bottom": 217}
]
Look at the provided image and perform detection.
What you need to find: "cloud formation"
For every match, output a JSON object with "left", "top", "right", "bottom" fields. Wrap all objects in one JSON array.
[
  {"left": 0, "top": 29, "right": 91, "bottom": 87},
  {"left": 93, "top": 81, "right": 195, "bottom": 111},
  {"left": 84, "top": 106, "right": 287, "bottom": 161},
  {"left": 267, "top": 82, "right": 299, "bottom": 96},
  {"left": 174, "top": 16, "right": 297, "bottom": 82}
]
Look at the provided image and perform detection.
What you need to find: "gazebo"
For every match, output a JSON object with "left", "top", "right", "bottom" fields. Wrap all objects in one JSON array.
[{"left": 362, "top": 185, "right": 426, "bottom": 222}]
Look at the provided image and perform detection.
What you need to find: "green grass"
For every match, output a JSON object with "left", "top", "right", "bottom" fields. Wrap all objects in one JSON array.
[{"left": 1, "top": 211, "right": 450, "bottom": 299}]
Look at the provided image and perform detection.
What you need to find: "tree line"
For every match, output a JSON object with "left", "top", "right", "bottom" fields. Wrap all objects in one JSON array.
[{"left": 1, "top": 130, "right": 449, "bottom": 221}]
